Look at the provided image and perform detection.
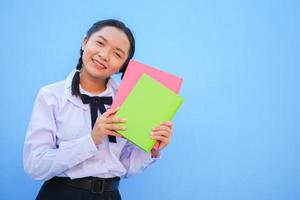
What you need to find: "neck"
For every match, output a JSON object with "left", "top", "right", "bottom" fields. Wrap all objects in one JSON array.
[{"left": 79, "top": 69, "right": 108, "bottom": 95}]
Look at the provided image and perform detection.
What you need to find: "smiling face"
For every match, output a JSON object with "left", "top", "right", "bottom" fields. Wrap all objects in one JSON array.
[{"left": 81, "top": 26, "right": 130, "bottom": 81}]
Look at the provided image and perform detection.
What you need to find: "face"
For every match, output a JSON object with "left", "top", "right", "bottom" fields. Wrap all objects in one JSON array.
[{"left": 81, "top": 26, "right": 130, "bottom": 80}]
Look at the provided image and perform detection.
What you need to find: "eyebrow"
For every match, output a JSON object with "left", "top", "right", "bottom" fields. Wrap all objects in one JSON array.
[{"left": 98, "top": 35, "right": 127, "bottom": 56}]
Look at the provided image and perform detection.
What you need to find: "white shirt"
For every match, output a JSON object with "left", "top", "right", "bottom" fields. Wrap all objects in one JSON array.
[{"left": 23, "top": 70, "right": 158, "bottom": 181}]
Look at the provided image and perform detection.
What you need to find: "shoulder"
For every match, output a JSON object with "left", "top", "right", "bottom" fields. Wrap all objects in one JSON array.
[
  {"left": 39, "top": 81, "right": 65, "bottom": 96},
  {"left": 37, "top": 81, "right": 66, "bottom": 105}
]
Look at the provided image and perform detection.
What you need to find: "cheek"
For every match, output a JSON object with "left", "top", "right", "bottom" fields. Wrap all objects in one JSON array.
[
  {"left": 82, "top": 45, "right": 98, "bottom": 59},
  {"left": 109, "top": 58, "right": 126, "bottom": 71},
  {"left": 81, "top": 50, "right": 90, "bottom": 63},
  {"left": 110, "top": 55, "right": 125, "bottom": 68},
  {"left": 82, "top": 50, "right": 95, "bottom": 65},
  {"left": 81, "top": 53, "right": 88, "bottom": 64}
]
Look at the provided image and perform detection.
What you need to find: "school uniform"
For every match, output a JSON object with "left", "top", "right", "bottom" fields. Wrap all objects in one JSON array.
[{"left": 23, "top": 70, "right": 159, "bottom": 199}]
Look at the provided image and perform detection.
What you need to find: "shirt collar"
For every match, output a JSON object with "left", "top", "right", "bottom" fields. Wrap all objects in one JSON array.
[{"left": 64, "top": 70, "right": 119, "bottom": 110}]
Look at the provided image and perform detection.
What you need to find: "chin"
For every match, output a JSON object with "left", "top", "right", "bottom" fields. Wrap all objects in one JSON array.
[{"left": 84, "top": 67, "right": 104, "bottom": 78}]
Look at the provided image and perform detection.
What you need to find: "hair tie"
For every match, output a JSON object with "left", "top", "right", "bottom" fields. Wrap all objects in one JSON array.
[{"left": 76, "top": 69, "right": 80, "bottom": 73}]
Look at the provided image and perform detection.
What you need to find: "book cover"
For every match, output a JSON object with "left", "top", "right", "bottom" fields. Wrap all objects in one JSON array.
[
  {"left": 111, "top": 59, "right": 183, "bottom": 108},
  {"left": 111, "top": 59, "right": 183, "bottom": 150},
  {"left": 115, "top": 74, "right": 184, "bottom": 153}
]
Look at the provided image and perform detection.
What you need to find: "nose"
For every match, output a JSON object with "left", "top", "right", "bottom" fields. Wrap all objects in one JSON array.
[{"left": 98, "top": 48, "right": 109, "bottom": 61}]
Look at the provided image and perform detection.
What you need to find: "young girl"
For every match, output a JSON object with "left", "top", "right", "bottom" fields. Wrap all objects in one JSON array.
[{"left": 23, "top": 19, "right": 173, "bottom": 200}]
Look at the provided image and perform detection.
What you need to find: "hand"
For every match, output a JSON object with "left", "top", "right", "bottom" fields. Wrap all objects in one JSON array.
[
  {"left": 91, "top": 107, "right": 126, "bottom": 145},
  {"left": 150, "top": 121, "right": 173, "bottom": 157}
]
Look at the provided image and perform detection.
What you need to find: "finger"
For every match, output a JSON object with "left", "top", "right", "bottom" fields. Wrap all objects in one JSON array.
[
  {"left": 102, "top": 107, "right": 120, "bottom": 118},
  {"left": 151, "top": 130, "right": 171, "bottom": 138},
  {"left": 152, "top": 126, "right": 172, "bottom": 134},
  {"left": 105, "top": 124, "right": 127, "bottom": 131},
  {"left": 150, "top": 135, "right": 169, "bottom": 144},
  {"left": 160, "top": 121, "right": 173, "bottom": 127},
  {"left": 106, "top": 117, "right": 126, "bottom": 124}
]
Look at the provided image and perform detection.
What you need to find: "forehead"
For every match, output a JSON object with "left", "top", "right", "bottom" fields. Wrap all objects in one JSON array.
[{"left": 90, "top": 26, "right": 130, "bottom": 52}]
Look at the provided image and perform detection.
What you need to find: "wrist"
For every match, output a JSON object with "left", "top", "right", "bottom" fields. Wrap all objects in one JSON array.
[
  {"left": 91, "top": 132, "right": 103, "bottom": 145},
  {"left": 151, "top": 149, "right": 160, "bottom": 158}
]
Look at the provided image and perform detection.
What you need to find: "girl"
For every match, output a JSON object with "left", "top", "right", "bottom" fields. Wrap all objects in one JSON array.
[{"left": 23, "top": 19, "right": 173, "bottom": 200}]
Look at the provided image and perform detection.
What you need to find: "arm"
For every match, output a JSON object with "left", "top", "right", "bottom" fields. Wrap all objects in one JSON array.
[
  {"left": 119, "top": 121, "right": 173, "bottom": 178},
  {"left": 23, "top": 88, "right": 98, "bottom": 181},
  {"left": 120, "top": 141, "right": 159, "bottom": 178}
]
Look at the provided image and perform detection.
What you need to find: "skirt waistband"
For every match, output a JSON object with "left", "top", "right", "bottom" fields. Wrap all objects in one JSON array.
[{"left": 47, "top": 176, "right": 120, "bottom": 194}]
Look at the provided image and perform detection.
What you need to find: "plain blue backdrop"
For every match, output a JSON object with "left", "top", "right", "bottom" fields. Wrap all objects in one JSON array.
[{"left": 0, "top": 0, "right": 299, "bottom": 199}]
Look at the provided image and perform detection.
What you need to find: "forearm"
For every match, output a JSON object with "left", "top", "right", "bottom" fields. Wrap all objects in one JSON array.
[
  {"left": 23, "top": 134, "right": 98, "bottom": 180},
  {"left": 120, "top": 142, "right": 160, "bottom": 178}
]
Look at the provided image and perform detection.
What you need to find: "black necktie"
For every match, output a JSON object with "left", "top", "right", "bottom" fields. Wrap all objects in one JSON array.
[{"left": 81, "top": 94, "right": 116, "bottom": 143}]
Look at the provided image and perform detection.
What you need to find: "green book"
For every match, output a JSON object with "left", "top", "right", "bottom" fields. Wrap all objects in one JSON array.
[{"left": 115, "top": 74, "right": 184, "bottom": 153}]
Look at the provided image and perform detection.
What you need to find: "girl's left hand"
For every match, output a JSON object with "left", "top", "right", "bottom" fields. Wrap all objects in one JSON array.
[{"left": 150, "top": 121, "right": 173, "bottom": 156}]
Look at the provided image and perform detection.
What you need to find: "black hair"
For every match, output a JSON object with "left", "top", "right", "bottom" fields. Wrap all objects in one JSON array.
[{"left": 71, "top": 19, "right": 135, "bottom": 96}]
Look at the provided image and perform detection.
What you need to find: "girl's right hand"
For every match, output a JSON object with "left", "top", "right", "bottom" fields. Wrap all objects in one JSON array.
[{"left": 91, "top": 107, "right": 126, "bottom": 145}]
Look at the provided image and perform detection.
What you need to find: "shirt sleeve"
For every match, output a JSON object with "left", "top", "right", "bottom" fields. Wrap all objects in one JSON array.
[
  {"left": 120, "top": 141, "right": 160, "bottom": 178},
  {"left": 23, "top": 88, "right": 98, "bottom": 181}
]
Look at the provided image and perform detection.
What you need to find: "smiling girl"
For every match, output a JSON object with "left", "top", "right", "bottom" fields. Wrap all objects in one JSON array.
[{"left": 23, "top": 19, "right": 173, "bottom": 200}]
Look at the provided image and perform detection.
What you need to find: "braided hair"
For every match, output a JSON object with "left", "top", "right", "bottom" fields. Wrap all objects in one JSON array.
[{"left": 71, "top": 19, "right": 135, "bottom": 96}]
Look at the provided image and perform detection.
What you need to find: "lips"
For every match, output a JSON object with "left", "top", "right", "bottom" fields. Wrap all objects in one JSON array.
[{"left": 92, "top": 58, "right": 107, "bottom": 70}]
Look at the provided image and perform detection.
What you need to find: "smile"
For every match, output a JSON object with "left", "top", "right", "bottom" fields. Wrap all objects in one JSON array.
[{"left": 92, "top": 59, "right": 107, "bottom": 70}]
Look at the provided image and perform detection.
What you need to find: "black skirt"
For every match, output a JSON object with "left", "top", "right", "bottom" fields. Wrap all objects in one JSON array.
[{"left": 36, "top": 177, "right": 121, "bottom": 200}]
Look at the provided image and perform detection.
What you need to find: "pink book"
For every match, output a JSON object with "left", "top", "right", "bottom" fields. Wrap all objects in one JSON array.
[{"left": 112, "top": 59, "right": 183, "bottom": 150}]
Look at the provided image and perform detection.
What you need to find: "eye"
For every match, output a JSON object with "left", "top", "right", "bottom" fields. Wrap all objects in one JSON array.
[
  {"left": 114, "top": 52, "right": 122, "bottom": 58},
  {"left": 96, "top": 41, "right": 104, "bottom": 46}
]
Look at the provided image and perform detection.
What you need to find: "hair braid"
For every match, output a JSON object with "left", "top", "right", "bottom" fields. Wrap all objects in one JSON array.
[{"left": 71, "top": 49, "right": 83, "bottom": 96}]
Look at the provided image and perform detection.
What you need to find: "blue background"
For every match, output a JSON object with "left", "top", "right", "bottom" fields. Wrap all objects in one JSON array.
[{"left": 0, "top": 0, "right": 299, "bottom": 199}]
